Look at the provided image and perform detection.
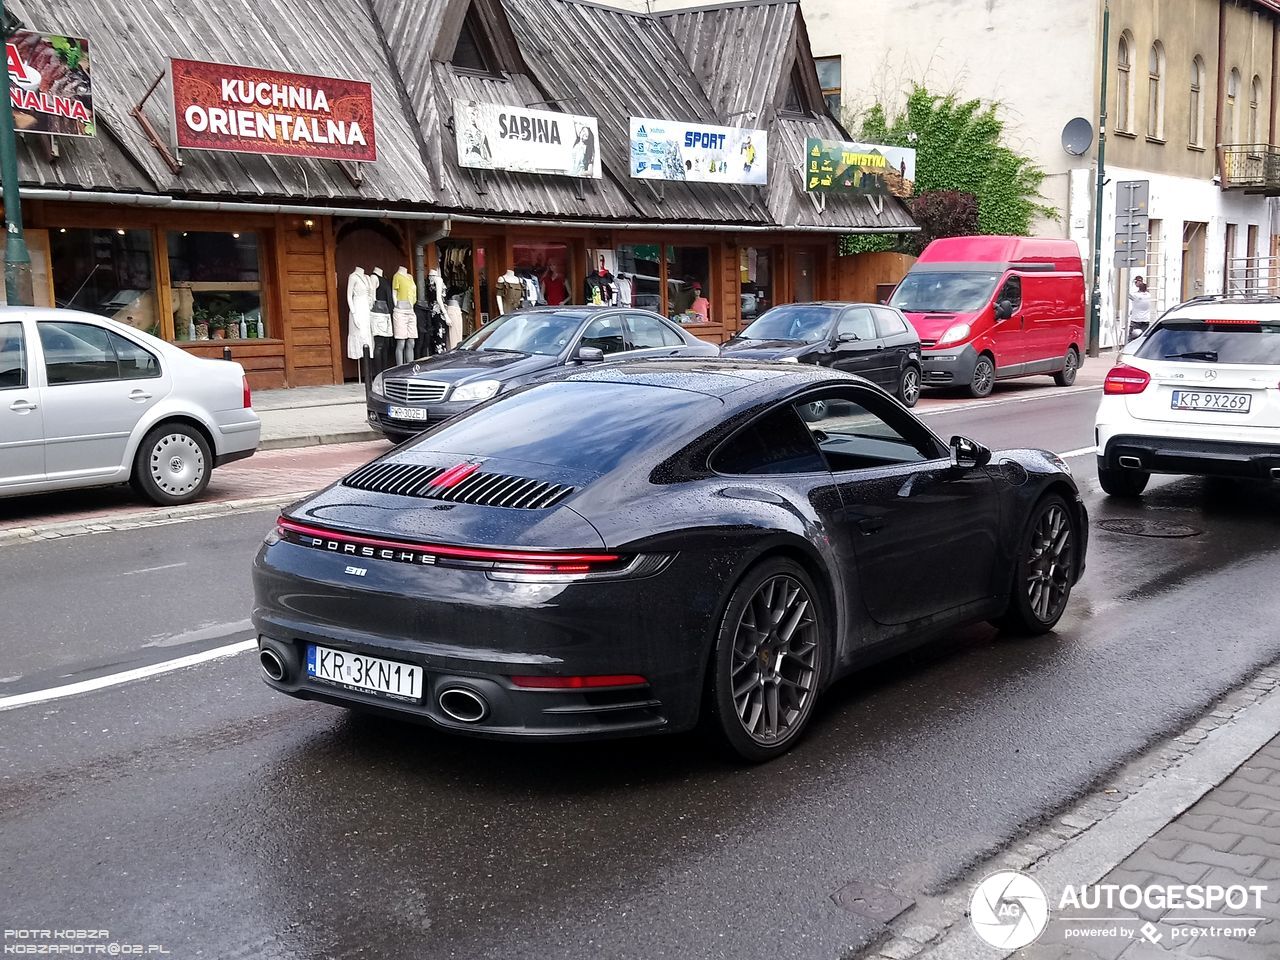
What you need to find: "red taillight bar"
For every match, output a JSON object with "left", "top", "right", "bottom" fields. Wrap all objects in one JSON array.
[
  {"left": 1103, "top": 363, "right": 1151, "bottom": 395},
  {"left": 1198, "top": 318, "right": 1265, "bottom": 326},
  {"left": 242, "top": 375, "right": 253, "bottom": 409},
  {"left": 510, "top": 674, "right": 648, "bottom": 689},
  {"left": 276, "top": 517, "right": 619, "bottom": 565}
]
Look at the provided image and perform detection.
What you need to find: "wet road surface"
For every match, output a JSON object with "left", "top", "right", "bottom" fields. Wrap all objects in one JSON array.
[{"left": 3, "top": 387, "right": 1279, "bottom": 960}]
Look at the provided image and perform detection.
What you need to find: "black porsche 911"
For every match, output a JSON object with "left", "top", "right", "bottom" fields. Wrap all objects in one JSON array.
[{"left": 253, "top": 360, "right": 1087, "bottom": 762}]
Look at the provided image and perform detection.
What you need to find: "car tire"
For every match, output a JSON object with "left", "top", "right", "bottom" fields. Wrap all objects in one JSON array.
[
  {"left": 997, "top": 493, "right": 1079, "bottom": 636},
  {"left": 969, "top": 355, "right": 996, "bottom": 398},
  {"left": 385, "top": 432, "right": 416, "bottom": 445},
  {"left": 1098, "top": 465, "right": 1150, "bottom": 498},
  {"left": 705, "top": 558, "right": 828, "bottom": 763},
  {"left": 130, "top": 422, "right": 212, "bottom": 506},
  {"left": 896, "top": 365, "right": 921, "bottom": 408},
  {"left": 1053, "top": 347, "right": 1080, "bottom": 386}
]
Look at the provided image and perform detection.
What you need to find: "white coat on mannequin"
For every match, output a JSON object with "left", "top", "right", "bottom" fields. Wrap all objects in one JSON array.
[
  {"left": 346, "top": 267, "right": 374, "bottom": 360},
  {"left": 445, "top": 295, "right": 463, "bottom": 349}
]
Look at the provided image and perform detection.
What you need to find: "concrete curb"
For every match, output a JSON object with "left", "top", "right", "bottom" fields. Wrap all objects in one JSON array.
[
  {"left": 259, "top": 428, "right": 383, "bottom": 451},
  {"left": 0, "top": 491, "right": 316, "bottom": 547}
]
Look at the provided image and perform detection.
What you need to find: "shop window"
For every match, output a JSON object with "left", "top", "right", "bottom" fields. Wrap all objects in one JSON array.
[
  {"left": 167, "top": 231, "right": 265, "bottom": 341},
  {"left": 50, "top": 228, "right": 157, "bottom": 334},
  {"left": 740, "top": 247, "right": 774, "bottom": 322},
  {"left": 616, "top": 244, "right": 661, "bottom": 311},
  {"left": 667, "top": 245, "right": 711, "bottom": 324},
  {"left": 513, "top": 241, "right": 571, "bottom": 306},
  {"left": 815, "top": 56, "right": 841, "bottom": 116}
]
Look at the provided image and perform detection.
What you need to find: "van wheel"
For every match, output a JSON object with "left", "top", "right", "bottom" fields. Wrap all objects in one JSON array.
[
  {"left": 896, "top": 365, "right": 921, "bottom": 407},
  {"left": 1054, "top": 347, "right": 1080, "bottom": 386},
  {"left": 131, "top": 423, "right": 212, "bottom": 506},
  {"left": 968, "top": 356, "right": 995, "bottom": 398}
]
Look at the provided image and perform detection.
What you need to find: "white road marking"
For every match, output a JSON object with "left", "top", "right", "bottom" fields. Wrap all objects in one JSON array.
[
  {"left": 918, "top": 384, "right": 1101, "bottom": 417},
  {"left": 122, "top": 562, "right": 188, "bottom": 577},
  {"left": 1059, "top": 446, "right": 1098, "bottom": 459},
  {"left": 0, "top": 639, "right": 257, "bottom": 712}
]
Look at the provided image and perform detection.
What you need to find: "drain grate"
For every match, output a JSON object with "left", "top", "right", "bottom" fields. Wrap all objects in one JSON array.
[
  {"left": 830, "top": 880, "right": 914, "bottom": 922},
  {"left": 1097, "top": 518, "right": 1202, "bottom": 538}
]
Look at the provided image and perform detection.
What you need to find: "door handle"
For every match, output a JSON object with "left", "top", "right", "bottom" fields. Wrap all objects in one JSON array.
[
  {"left": 8, "top": 399, "right": 37, "bottom": 412},
  {"left": 129, "top": 389, "right": 153, "bottom": 402},
  {"left": 857, "top": 517, "right": 886, "bottom": 534}
]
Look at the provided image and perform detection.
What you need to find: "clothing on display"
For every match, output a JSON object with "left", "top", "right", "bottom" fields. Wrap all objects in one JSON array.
[
  {"left": 615, "top": 274, "right": 634, "bottom": 308},
  {"left": 444, "top": 297, "right": 464, "bottom": 348},
  {"left": 392, "top": 266, "right": 417, "bottom": 305},
  {"left": 520, "top": 273, "right": 539, "bottom": 307},
  {"left": 345, "top": 266, "right": 374, "bottom": 360},
  {"left": 584, "top": 270, "right": 616, "bottom": 306},
  {"left": 541, "top": 270, "right": 569, "bottom": 305},
  {"left": 496, "top": 272, "right": 526, "bottom": 313}
]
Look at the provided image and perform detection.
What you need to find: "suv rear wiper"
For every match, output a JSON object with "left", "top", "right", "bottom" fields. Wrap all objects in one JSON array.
[{"left": 1163, "top": 351, "right": 1218, "bottom": 361}]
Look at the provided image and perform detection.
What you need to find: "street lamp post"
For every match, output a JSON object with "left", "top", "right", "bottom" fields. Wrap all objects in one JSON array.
[
  {"left": 1088, "top": 1, "right": 1111, "bottom": 358},
  {"left": 0, "top": 1, "right": 33, "bottom": 306}
]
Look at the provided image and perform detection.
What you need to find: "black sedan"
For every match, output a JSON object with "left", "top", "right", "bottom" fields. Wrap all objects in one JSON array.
[
  {"left": 720, "top": 302, "right": 923, "bottom": 407},
  {"left": 253, "top": 360, "right": 1086, "bottom": 762},
  {"left": 368, "top": 306, "right": 717, "bottom": 441}
]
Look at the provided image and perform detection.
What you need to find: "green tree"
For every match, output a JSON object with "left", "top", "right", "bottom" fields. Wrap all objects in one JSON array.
[{"left": 842, "top": 86, "right": 1057, "bottom": 255}]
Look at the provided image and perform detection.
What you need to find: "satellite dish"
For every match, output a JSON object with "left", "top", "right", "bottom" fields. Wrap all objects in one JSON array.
[{"left": 1062, "top": 117, "right": 1094, "bottom": 156}]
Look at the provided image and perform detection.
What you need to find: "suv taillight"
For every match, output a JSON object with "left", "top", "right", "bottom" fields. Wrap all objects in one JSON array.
[
  {"left": 242, "top": 376, "right": 253, "bottom": 409},
  {"left": 1103, "top": 363, "right": 1151, "bottom": 395}
]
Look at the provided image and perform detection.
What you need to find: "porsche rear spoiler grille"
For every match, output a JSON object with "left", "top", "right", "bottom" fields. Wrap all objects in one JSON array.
[{"left": 343, "top": 461, "right": 576, "bottom": 510}]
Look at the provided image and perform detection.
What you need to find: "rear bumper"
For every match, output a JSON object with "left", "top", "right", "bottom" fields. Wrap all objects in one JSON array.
[
  {"left": 1099, "top": 432, "right": 1280, "bottom": 479},
  {"left": 212, "top": 414, "right": 260, "bottom": 464},
  {"left": 367, "top": 398, "right": 477, "bottom": 437},
  {"left": 920, "top": 345, "right": 979, "bottom": 385}
]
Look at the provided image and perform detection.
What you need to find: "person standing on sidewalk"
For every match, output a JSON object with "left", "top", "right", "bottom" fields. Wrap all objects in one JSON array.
[{"left": 1126, "top": 275, "right": 1152, "bottom": 341}]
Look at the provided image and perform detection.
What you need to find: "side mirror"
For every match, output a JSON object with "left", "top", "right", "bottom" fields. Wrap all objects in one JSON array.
[
  {"left": 949, "top": 435, "right": 992, "bottom": 470},
  {"left": 576, "top": 346, "right": 605, "bottom": 363},
  {"left": 995, "top": 300, "right": 1014, "bottom": 321},
  {"left": 834, "top": 332, "right": 858, "bottom": 344}
]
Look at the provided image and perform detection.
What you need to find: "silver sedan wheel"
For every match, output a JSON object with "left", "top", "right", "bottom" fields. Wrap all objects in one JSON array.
[{"left": 148, "top": 432, "right": 207, "bottom": 498}]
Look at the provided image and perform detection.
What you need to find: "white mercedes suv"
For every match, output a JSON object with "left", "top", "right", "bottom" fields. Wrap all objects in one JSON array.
[{"left": 1095, "top": 297, "right": 1280, "bottom": 497}]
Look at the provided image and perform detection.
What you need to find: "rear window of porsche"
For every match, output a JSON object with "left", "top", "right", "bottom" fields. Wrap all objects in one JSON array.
[
  {"left": 415, "top": 380, "right": 718, "bottom": 473},
  {"left": 1136, "top": 320, "right": 1280, "bottom": 365}
]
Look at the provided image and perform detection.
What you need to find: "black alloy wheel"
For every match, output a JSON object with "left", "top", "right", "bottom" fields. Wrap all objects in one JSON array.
[
  {"left": 1054, "top": 347, "right": 1080, "bottom": 386},
  {"left": 998, "top": 494, "right": 1077, "bottom": 635},
  {"left": 897, "top": 365, "right": 921, "bottom": 408},
  {"left": 707, "top": 559, "right": 826, "bottom": 762},
  {"left": 969, "top": 355, "right": 996, "bottom": 398}
]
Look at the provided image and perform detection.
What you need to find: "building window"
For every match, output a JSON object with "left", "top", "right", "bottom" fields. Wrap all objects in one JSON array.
[
  {"left": 615, "top": 244, "right": 661, "bottom": 311},
  {"left": 815, "top": 56, "right": 841, "bottom": 116},
  {"left": 49, "top": 228, "right": 157, "bottom": 334},
  {"left": 1147, "top": 42, "right": 1165, "bottom": 139},
  {"left": 1225, "top": 68, "right": 1241, "bottom": 143},
  {"left": 740, "top": 247, "right": 774, "bottom": 325},
  {"left": 1250, "top": 74, "right": 1262, "bottom": 145},
  {"left": 451, "top": 6, "right": 500, "bottom": 75},
  {"left": 1117, "top": 33, "right": 1133, "bottom": 133},
  {"left": 1189, "top": 56, "right": 1205, "bottom": 147},
  {"left": 167, "top": 231, "right": 266, "bottom": 341},
  {"left": 667, "top": 245, "right": 711, "bottom": 323},
  {"left": 611, "top": 244, "right": 712, "bottom": 322}
]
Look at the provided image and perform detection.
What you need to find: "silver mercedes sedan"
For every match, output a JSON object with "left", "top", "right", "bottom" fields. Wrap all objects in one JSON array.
[{"left": 1, "top": 307, "right": 261, "bottom": 506}]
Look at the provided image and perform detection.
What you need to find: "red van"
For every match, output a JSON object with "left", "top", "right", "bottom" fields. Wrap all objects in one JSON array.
[{"left": 889, "top": 236, "right": 1086, "bottom": 397}]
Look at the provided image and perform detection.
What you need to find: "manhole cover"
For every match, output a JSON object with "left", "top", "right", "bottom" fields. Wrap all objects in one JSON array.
[
  {"left": 1097, "top": 518, "right": 1202, "bottom": 538},
  {"left": 830, "top": 880, "right": 914, "bottom": 922}
]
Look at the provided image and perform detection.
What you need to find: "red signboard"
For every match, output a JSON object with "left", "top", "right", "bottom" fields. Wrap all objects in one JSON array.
[{"left": 170, "top": 58, "right": 377, "bottom": 163}]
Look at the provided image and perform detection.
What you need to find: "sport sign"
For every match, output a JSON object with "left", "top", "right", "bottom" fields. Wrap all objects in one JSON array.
[
  {"left": 170, "top": 58, "right": 377, "bottom": 163},
  {"left": 629, "top": 117, "right": 767, "bottom": 185}
]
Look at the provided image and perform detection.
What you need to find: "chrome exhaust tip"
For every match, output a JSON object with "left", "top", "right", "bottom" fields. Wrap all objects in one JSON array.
[
  {"left": 1270, "top": 467, "right": 1280, "bottom": 480},
  {"left": 259, "top": 647, "right": 286, "bottom": 682},
  {"left": 1118, "top": 455, "right": 1143, "bottom": 469},
  {"left": 438, "top": 687, "right": 488, "bottom": 723}
]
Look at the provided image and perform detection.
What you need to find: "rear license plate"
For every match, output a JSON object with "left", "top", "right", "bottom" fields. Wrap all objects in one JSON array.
[
  {"left": 306, "top": 644, "right": 423, "bottom": 701},
  {"left": 388, "top": 405, "right": 428, "bottom": 421},
  {"left": 1170, "top": 390, "right": 1251, "bottom": 413}
]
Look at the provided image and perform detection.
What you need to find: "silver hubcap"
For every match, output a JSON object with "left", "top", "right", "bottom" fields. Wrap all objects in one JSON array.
[
  {"left": 1026, "top": 504, "right": 1073, "bottom": 623},
  {"left": 731, "top": 575, "right": 820, "bottom": 744},
  {"left": 1063, "top": 352, "right": 1078, "bottom": 382},
  {"left": 149, "top": 433, "right": 205, "bottom": 496},
  {"left": 902, "top": 369, "right": 920, "bottom": 403},
  {"left": 974, "top": 361, "right": 994, "bottom": 394}
]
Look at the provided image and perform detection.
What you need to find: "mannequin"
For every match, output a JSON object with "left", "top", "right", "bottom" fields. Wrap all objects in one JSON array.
[
  {"left": 444, "top": 295, "right": 464, "bottom": 349},
  {"left": 346, "top": 266, "right": 374, "bottom": 362},
  {"left": 541, "top": 264, "right": 569, "bottom": 306},
  {"left": 415, "top": 269, "right": 449, "bottom": 357},
  {"left": 392, "top": 265, "right": 417, "bottom": 366},
  {"left": 584, "top": 257, "right": 616, "bottom": 306},
  {"left": 496, "top": 269, "right": 525, "bottom": 315},
  {"left": 369, "top": 266, "right": 394, "bottom": 373}
]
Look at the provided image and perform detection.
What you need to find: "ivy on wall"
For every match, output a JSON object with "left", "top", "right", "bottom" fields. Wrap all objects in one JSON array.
[{"left": 841, "top": 86, "right": 1058, "bottom": 256}]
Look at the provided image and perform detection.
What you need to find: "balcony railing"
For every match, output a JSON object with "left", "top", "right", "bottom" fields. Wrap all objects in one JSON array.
[{"left": 1221, "top": 144, "right": 1280, "bottom": 191}]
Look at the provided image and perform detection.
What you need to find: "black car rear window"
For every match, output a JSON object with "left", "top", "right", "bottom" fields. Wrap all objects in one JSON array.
[
  {"left": 416, "top": 380, "right": 717, "bottom": 473},
  {"left": 1136, "top": 321, "right": 1280, "bottom": 364},
  {"left": 712, "top": 407, "right": 826, "bottom": 475}
]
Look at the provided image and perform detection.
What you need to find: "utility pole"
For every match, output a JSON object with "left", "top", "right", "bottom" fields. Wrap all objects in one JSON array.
[
  {"left": 1088, "top": 1, "right": 1110, "bottom": 357},
  {"left": 0, "top": 1, "right": 33, "bottom": 306}
]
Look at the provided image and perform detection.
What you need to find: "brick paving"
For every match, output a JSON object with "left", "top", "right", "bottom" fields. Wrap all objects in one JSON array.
[{"left": 1024, "top": 735, "right": 1280, "bottom": 960}]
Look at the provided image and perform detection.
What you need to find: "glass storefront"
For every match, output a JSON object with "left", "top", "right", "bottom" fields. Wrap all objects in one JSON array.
[
  {"left": 615, "top": 244, "right": 661, "bottom": 310},
  {"left": 50, "top": 228, "right": 157, "bottom": 333},
  {"left": 608, "top": 242, "right": 713, "bottom": 324},
  {"left": 513, "top": 240, "right": 572, "bottom": 306},
  {"left": 168, "top": 231, "right": 267, "bottom": 341},
  {"left": 740, "top": 246, "right": 773, "bottom": 322},
  {"left": 667, "top": 245, "right": 710, "bottom": 323}
]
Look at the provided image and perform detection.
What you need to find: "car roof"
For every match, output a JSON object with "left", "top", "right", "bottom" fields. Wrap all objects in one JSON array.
[{"left": 1163, "top": 299, "right": 1280, "bottom": 322}]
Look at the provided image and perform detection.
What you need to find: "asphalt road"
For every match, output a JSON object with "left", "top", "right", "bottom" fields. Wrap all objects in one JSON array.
[{"left": 4, "top": 384, "right": 1280, "bottom": 960}]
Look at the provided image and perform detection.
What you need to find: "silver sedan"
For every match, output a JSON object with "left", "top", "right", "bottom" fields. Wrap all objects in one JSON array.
[{"left": 0, "top": 307, "right": 261, "bottom": 505}]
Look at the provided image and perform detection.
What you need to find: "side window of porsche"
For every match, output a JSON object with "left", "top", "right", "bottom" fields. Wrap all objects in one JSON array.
[
  {"left": 795, "top": 390, "right": 944, "bottom": 471},
  {"left": 711, "top": 406, "right": 827, "bottom": 475}
]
